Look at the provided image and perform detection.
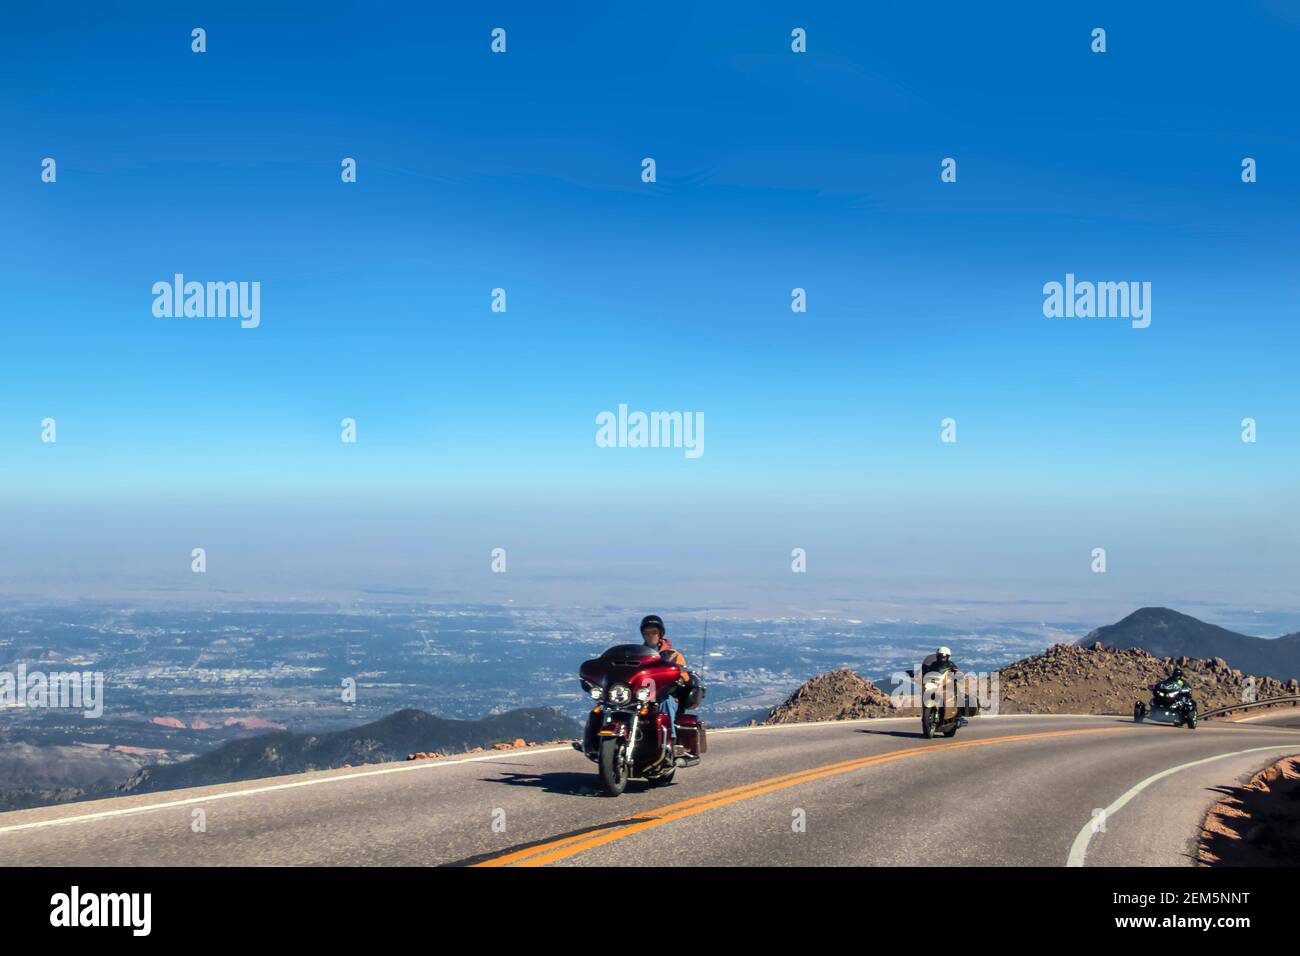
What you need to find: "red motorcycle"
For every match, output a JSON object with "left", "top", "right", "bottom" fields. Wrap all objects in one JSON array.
[{"left": 577, "top": 644, "right": 706, "bottom": 796}]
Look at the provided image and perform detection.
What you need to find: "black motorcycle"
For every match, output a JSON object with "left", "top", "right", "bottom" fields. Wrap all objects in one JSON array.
[{"left": 1134, "top": 679, "right": 1198, "bottom": 729}]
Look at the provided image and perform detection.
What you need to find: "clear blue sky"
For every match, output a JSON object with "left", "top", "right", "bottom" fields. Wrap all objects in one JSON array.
[{"left": 2, "top": 3, "right": 1297, "bottom": 612}]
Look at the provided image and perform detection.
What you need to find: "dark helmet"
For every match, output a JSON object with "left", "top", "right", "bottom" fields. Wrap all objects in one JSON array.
[
  {"left": 639, "top": 614, "right": 665, "bottom": 636},
  {"left": 1171, "top": 667, "right": 1184, "bottom": 680}
]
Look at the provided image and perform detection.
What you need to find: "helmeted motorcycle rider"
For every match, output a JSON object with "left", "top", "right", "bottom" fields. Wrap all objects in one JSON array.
[
  {"left": 920, "top": 646, "right": 968, "bottom": 725},
  {"left": 921, "top": 646, "right": 957, "bottom": 677},
  {"left": 1155, "top": 667, "right": 1196, "bottom": 710},
  {"left": 639, "top": 614, "right": 690, "bottom": 745}
]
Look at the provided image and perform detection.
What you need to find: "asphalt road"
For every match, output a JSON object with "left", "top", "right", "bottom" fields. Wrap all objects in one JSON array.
[{"left": 3, "top": 711, "right": 1299, "bottom": 866}]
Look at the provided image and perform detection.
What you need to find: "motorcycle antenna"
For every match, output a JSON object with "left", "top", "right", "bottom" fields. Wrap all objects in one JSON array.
[{"left": 700, "top": 609, "right": 709, "bottom": 684}]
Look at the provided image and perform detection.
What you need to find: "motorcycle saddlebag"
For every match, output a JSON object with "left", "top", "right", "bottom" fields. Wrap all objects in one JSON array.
[
  {"left": 675, "top": 714, "right": 707, "bottom": 757},
  {"left": 676, "top": 675, "right": 706, "bottom": 711}
]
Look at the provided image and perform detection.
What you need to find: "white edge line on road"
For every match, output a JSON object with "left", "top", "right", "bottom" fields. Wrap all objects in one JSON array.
[
  {"left": 1065, "top": 744, "right": 1299, "bottom": 867},
  {"left": 0, "top": 712, "right": 1232, "bottom": 838},
  {"left": 0, "top": 745, "right": 580, "bottom": 836},
  {"left": 0, "top": 713, "right": 1107, "bottom": 836}
]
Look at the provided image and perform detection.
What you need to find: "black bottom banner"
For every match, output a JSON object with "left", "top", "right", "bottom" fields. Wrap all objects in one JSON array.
[{"left": 0, "top": 865, "right": 1284, "bottom": 941}]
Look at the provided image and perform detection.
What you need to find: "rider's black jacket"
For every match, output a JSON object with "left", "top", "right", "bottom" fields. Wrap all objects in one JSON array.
[{"left": 921, "top": 655, "right": 957, "bottom": 677}]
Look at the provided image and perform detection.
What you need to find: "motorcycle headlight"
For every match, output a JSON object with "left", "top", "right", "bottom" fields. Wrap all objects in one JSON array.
[
  {"left": 590, "top": 687, "right": 603, "bottom": 700},
  {"left": 636, "top": 686, "right": 652, "bottom": 702},
  {"left": 608, "top": 684, "right": 631, "bottom": 705}
]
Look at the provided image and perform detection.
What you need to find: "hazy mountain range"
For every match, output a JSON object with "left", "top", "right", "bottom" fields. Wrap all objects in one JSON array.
[{"left": 1078, "top": 607, "right": 1300, "bottom": 683}]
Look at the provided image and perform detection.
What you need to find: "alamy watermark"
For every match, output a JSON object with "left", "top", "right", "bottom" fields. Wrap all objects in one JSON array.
[
  {"left": 1, "top": 665, "right": 104, "bottom": 718},
  {"left": 596, "top": 404, "right": 704, "bottom": 459},
  {"left": 152, "top": 274, "right": 261, "bottom": 329},
  {"left": 50, "top": 886, "right": 150, "bottom": 936},
  {"left": 889, "top": 662, "right": 1000, "bottom": 715},
  {"left": 1043, "top": 273, "right": 1150, "bottom": 329}
]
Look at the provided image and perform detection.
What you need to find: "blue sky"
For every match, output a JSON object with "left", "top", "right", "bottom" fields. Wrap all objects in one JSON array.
[{"left": 2, "top": 3, "right": 1298, "bottom": 612}]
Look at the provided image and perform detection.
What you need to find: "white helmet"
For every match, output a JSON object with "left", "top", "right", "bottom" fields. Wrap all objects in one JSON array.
[{"left": 936, "top": 646, "right": 952, "bottom": 660}]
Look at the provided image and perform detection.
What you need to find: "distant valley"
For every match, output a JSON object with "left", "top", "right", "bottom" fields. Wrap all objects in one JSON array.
[{"left": 3, "top": 601, "right": 1299, "bottom": 811}]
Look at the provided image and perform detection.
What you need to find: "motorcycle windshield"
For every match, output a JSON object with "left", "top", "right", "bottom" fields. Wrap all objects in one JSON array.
[{"left": 601, "top": 644, "right": 660, "bottom": 664}]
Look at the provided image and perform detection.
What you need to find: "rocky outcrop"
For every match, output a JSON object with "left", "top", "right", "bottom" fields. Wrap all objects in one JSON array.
[
  {"left": 1199, "top": 755, "right": 1300, "bottom": 865},
  {"left": 763, "top": 643, "right": 1300, "bottom": 726},
  {"left": 764, "top": 668, "right": 912, "bottom": 724},
  {"left": 998, "top": 642, "right": 1299, "bottom": 715}
]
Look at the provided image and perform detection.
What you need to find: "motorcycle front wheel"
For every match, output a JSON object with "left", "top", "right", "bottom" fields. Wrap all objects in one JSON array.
[
  {"left": 922, "top": 707, "right": 938, "bottom": 739},
  {"left": 597, "top": 737, "right": 628, "bottom": 796}
]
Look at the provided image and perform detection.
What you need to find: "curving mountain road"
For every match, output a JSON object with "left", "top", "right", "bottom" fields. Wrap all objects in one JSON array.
[{"left": 3, "top": 712, "right": 1299, "bottom": 867}]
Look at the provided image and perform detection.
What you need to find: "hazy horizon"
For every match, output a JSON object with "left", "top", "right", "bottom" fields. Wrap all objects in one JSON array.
[{"left": 5, "top": 6, "right": 1299, "bottom": 614}]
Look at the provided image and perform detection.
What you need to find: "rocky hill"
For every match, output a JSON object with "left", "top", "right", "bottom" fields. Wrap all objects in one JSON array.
[
  {"left": 1000, "top": 642, "right": 1299, "bottom": 715},
  {"left": 764, "top": 668, "right": 914, "bottom": 724},
  {"left": 121, "top": 707, "right": 580, "bottom": 795},
  {"left": 764, "top": 644, "right": 1300, "bottom": 725},
  {"left": 1079, "top": 607, "right": 1300, "bottom": 684}
]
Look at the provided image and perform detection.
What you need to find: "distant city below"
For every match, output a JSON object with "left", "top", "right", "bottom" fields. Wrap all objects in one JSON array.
[{"left": 4, "top": 598, "right": 1300, "bottom": 812}]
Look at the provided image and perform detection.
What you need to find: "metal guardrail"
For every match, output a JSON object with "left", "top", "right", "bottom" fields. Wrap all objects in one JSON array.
[{"left": 1200, "top": 695, "right": 1300, "bottom": 720}]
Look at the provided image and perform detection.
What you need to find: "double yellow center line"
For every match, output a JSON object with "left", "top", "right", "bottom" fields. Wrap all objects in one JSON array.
[{"left": 475, "top": 725, "right": 1134, "bottom": 866}]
